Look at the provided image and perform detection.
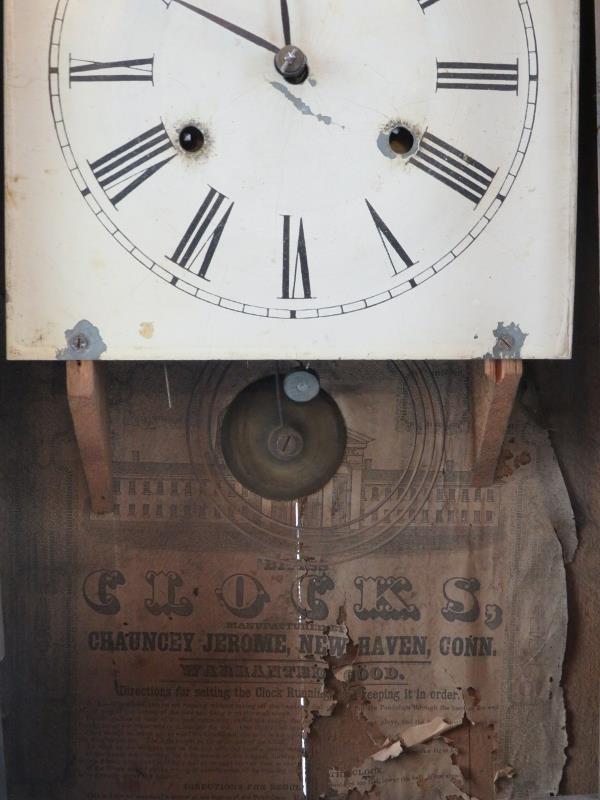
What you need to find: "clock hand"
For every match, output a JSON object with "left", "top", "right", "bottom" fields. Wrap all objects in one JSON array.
[
  {"left": 274, "top": 363, "right": 286, "bottom": 431},
  {"left": 167, "top": 0, "right": 279, "bottom": 54},
  {"left": 273, "top": 3, "right": 309, "bottom": 84},
  {"left": 280, "top": 0, "right": 292, "bottom": 46}
]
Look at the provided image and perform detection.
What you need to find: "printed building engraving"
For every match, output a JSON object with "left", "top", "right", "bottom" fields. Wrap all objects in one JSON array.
[{"left": 109, "top": 430, "right": 498, "bottom": 529}]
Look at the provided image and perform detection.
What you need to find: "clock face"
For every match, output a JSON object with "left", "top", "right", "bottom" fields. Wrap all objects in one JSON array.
[{"left": 49, "top": 0, "right": 538, "bottom": 320}]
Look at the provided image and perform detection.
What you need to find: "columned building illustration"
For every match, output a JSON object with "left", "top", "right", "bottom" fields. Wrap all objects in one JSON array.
[{"left": 110, "top": 430, "right": 498, "bottom": 529}]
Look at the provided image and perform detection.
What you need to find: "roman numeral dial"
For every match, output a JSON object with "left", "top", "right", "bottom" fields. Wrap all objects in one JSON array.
[
  {"left": 437, "top": 61, "right": 519, "bottom": 92},
  {"left": 281, "top": 216, "right": 313, "bottom": 300},
  {"left": 366, "top": 201, "right": 415, "bottom": 276},
  {"left": 410, "top": 133, "right": 496, "bottom": 205},
  {"left": 48, "top": 0, "right": 540, "bottom": 322},
  {"left": 89, "top": 123, "right": 175, "bottom": 206},
  {"left": 70, "top": 57, "right": 154, "bottom": 84},
  {"left": 168, "top": 188, "right": 234, "bottom": 280}
]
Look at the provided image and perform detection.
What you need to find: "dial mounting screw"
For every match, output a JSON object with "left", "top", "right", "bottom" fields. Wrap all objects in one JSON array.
[
  {"left": 69, "top": 332, "right": 89, "bottom": 352},
  {"left": 498, "top": 334, "right": 516, "bottom": 352}
]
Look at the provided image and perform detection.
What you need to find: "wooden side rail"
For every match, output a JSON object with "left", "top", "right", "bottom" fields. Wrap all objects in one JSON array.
[
  {"left": 64, "top": 358, "right": 519, "bottom": 506},
  {"left": 471, "top": 359, "right": 523, "bottom": 487},
  {"left": 66, "top": 361, "right": 113, "bottom": 514}
]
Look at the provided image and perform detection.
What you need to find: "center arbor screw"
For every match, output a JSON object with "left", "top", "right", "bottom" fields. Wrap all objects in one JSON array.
[{"left": 274, "top": 45, "right": 309, "bottom": 84}]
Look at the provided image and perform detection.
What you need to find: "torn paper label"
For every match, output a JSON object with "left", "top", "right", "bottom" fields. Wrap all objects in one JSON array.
[
  {"left": 372, "top": 717, "right": 462, "bottom": 762},
  {"left": 2, "top": 363, "right": 573, "bottom": 800}
]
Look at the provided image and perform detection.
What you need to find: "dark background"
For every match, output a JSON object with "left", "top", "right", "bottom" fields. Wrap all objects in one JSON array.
[{"left": 533, "top": 0, "right": 600, "bottom": 789}]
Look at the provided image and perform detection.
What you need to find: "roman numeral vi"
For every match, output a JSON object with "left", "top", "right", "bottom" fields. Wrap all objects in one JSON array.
[{"left": 282, "top": 216, "right": 313, "bottom": 300}]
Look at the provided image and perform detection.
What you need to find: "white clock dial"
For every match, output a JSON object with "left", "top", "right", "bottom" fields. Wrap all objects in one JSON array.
[{"left": 49, "top": 0, "right": 538, "bottom": 319}]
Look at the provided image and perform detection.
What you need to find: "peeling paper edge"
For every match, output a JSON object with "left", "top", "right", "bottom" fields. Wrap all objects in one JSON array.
[
  {"left": 494, "top": 765, "right": 516, "bottom": 782},
  {"left": 536, "top": 424, "right": 578, "bottom": 564},
  {"left": 371, "top": 716, "right": 463, "bottom": 762}
]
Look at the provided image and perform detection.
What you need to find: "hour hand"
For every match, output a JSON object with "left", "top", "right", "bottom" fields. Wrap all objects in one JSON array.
[{"left": 166, "top": 0, "right": 279, "bottom": 54}]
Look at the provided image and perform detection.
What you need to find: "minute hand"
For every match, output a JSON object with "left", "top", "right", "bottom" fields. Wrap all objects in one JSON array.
[{"left": 168, "top": 0, "right": 280, "bottom": 54}]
